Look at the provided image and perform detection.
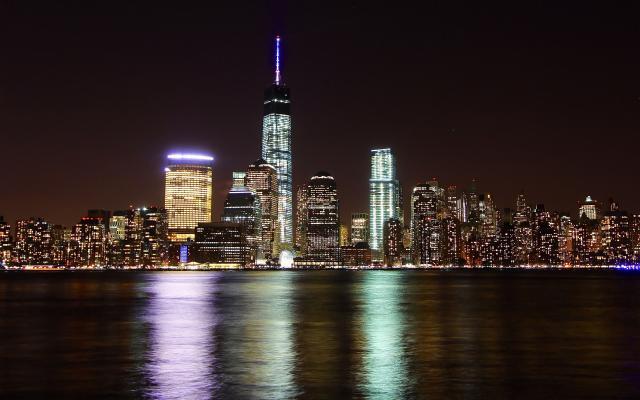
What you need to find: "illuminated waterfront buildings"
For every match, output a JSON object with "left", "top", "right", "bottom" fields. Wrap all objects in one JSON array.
[
  {"left": 262, "top": 36, "right": 293, "bottom": 246},
  {"left": 0, "top": 216, "right": 12, "bottom": 265},
  {"left": 69, "top": 217, "right": 106, "bottom": 267},
  {"left": 369, "top": 148, "right": 401, "bottom": 260},
  {"left": 600, "top": 200, "right": 630, "bottom": 265},
  {"left": 350, "top": 212, "right": 369, "bottom": 245},
  {"left": 295, "top": 183, "right": 309, "bottom": 254},
  {"left": 14, "top": 218, "right": 53, "bottom": 265},
  {"left": 221, "top": 186, "right": 262, "bottom": 260},
  {"left": 301, "top": 172, "right": 340, "bottom": 265},
  {"left": 578, "top": 196, "right": 601, "bottom": 220},
  {"left": 383, "top": 217, "right": 404, "bottom": 266},
  {"left": 164, "top": 153, "right": 214, "bottom": 242},
  {"left": 245, "top": 159, "right": 279, "bottom": 259},
  {"left": 194, "top": 222, "right": 252, "bottom": 266}
]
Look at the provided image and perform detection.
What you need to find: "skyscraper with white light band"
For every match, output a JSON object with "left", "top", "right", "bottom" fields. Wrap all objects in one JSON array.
[
  {"left": 262, "top": 36, "right": 293, "bottom": 245},
  {"left": 164, "top": 153, "right": 213, "bottom": 242},
  {"left": 369, "top": 148, "right": 401, "bottom": 259}
]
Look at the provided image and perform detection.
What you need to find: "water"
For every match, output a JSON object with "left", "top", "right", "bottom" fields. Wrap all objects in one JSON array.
[{"left": 1, "top": 270, "right": 639, "bottom": 399}]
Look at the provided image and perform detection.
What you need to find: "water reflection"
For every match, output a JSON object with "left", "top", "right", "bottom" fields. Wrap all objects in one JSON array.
[
  {"left": 142, "top": 272, "right": 219, "bottom": 399},
  {"left": 214, "top": 272, "right": 298, "bottom": 398},
  {"left": 358, "top": 271, "right": 409, "bottom": 399}
]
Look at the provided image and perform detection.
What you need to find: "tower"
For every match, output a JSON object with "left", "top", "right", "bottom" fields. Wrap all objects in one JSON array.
[
  {"left": 245, "top": 159, "right": 279, "bottom": 259},
  {"left": 164, "top": 153, "right": 214, "bottom": 242},
  {"left": 369, "top": 148, "right": 401, "bottom": 260},
  {"left": 261, "top": 36, "right": 293, "bottom": 247}
]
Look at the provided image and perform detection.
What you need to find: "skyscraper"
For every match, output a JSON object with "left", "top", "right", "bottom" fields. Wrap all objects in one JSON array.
[
  {"left": 261, "top": 36, "right": 293, "bottom": 246},
  {"left": 578, "top": 195, "right": 601, "bottom": 220},
  {"left": 369, "top": 148, "right": 401, "bottom": 260},
  {"left": 350, "top": 212, "right": 369, "bottom": 245},
  {"left": 164, "top": 153, "right": 214, "bottom": 242},
  {"left": 295, "top": 183, "right": 309, "bottom": 255},
  {"left": 0, "top": 216, "right": 12, "bottom": 266},
  {"left": 305, "top": 172, "right": 340, "bottom": 264},
  {"left": 221, "top": 186, "right": 262, "bottom": 260},
  {"left": 245, "top": 159, "right": 279, "bottom": 260}
]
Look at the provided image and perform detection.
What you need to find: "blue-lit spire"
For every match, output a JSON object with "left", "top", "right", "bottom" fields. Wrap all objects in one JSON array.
[{"left": 274, "top": 35, "right": 281, "bottom": 85}]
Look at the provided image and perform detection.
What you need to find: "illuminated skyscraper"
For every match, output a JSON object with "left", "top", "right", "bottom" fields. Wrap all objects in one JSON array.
[
  {"left": 245, "top": 159, "right": 279, "bottom": 259},
  {"left": 221, "top": 186, "right": 262, "bottom": 260},
  {"left": 295, "top": 184, "right": 309, "bottom": 254},
  {"left": 164, "top": 153, "right": 214, "bottom": 242},
  {"left": 578, "top": 195, "right": 601, "bottom": 220},
  {"left": 369, "top": 148, "right": 401, "bottom": 259},
  {"left": 305, "top": 172, "right": 340, "bottom": 264},
  {"left": 0, "top": 216, "right": 12, "bottom": 266},
  {"left": 262, "top": 36, "right": 293, "bottom": 246},
  {"left": 14, "top": 217, "right": 53, "bottom": 265},
  {"left": 350, "top": 212, "right": 369, "bottom": 245}
]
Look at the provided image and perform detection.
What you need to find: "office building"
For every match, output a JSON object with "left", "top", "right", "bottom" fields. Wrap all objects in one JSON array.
[{"left": 369, "top": 148, "right": 401, "bottom": 259}]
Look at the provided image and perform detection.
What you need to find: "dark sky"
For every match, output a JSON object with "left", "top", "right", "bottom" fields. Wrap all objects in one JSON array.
[{"left": 2, "top": 1, "right": 639, "bottom": 227}]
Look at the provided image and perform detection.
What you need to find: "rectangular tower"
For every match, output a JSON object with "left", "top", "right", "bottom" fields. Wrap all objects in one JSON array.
[{"left": 369, "top": 148, "right": 401, "bottom": 260}]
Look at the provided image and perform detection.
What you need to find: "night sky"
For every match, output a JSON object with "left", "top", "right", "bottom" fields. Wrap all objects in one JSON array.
[{"left": 3, "top": 1, "right": 639, "bottom": 227}]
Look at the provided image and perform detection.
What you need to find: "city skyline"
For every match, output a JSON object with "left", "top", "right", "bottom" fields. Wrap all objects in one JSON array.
[{"left": 3, "top": 2, "right": 640, "bottom": 229}]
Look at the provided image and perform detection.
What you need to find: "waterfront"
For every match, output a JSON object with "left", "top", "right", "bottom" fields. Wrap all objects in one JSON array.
[{"left": 1, "top": 270, "right": 639, "bottom": 399}]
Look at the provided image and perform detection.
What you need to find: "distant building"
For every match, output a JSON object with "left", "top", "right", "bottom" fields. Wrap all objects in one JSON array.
[
  {"left": 221, "top": 187, "right": 262, "bottom": 260},
  {"left": 164, "top": 153, "right": 214, "bottom": 242},
  {"left": 295, "top": 183, "right": 309, "bottom": 255},
  {"left": 341, "top": 242, "right": 372, "bottom": 266},
  {"left": 600, "top": 200, "right": 630, "bottom": 265},
  {"left": 369, "top": 148, "right": 401, "bottom": 260},
  {"left": 0, "top": 216, "right": 12, "bottom": 265},
  {"left": 578, "top": 195, "right": 601, "bottom": 220},
  {"left": 383, "top": 218, "right": 404, "bottom": 267},
  {"left": 245, "top": 159, "right": 279, "bottom": 259},
  {"left": 350, "top": 212, "right": 369, "bottom": 245},
  {"left": 262, "top": 36, "right": 293, "bottom": 246},
  {"left": 69, "top": 217, "right": 106, "bottom": 267},
  {"left": 304, "top": 172, "right": 340, "bottom": 264},
  {"left": 109, "top": 212, "right": 127, "bottom": 241},
  {"left": 232, "top": 171, "right": 247, "bottom": 188},
  {"left": 14, "top": 218, "right": 53, "bottom": 265},
  {"left": 194, "top": 222, "right": 251, "bottom": 266}
]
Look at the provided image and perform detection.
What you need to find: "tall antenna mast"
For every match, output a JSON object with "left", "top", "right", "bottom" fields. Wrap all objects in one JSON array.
[{"left": 275, "top": 35, "right": 281, "bottom": 85}]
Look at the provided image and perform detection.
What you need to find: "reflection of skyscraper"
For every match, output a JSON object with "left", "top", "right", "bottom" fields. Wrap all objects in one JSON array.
[
  {"left": 369, "top": 148, "right": 401, "bottom": 260},
  {"left": 262, "top": 36, "right": 293, "bottom": 246},
  {"left": 164, "top": 153, "right": 214, "bottom": 242}
]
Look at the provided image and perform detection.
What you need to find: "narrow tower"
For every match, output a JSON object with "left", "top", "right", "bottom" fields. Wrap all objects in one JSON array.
[{"left": 261, "top": 35, "right": 293, "bottom": 247}]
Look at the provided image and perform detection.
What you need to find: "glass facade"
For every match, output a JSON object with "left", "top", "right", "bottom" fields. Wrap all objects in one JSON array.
[
  {"left": 369, "top": 148, "right": 401, "bottom": 259},
  {"left": 164, "top": 154, "right": 213, "bottom": 242},
  {"left": 262, "top": 86, "right": 293, "bottom": 246}
]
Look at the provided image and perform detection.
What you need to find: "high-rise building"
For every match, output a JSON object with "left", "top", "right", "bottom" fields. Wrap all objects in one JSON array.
[
  {"left": 304, "top": 172, "right": 340, "bottom": 264},
  {"left": 232, "top": 171, "right": 247, "bottom": 188},
  {"left": 69, "top": 217, "right": 106, "bottom": 267},
  {"left": 140, "top": 207, "right": 169, "bottom": 267},
  {"left": 14, "top": 218, "right": 53, "bottom": 265},
  {"left": 245, "top": 159, "right": 279, "bottom": 259},
  {"left": 194, "top": 222, "right": 252, "bottom": 266},
  {"left": 578, "top": 195, "right": 601, "bottom": 220},
  {"left": 383, "top": 218, "right": 404, "bottom": 266},
  {"left": 369, "top": 148, "right": 401, "bottom": 259},
  {"left": 109, "top": 212, "right": 127, "bottom": 241},
  {"left": 600, "top": 200, "right": 630, "bottom": 265},
  {"left": 340, "top": 224, "right": 349, "bottom": 247},
  {"left": 0, "top": 216, "right": 12, "bottom": 266},
  {"left": 350, "top": 213, "right": 369, "bottom": 245},
  {"left": 295, "top": 183, "right": 309, "bottom": 254},
  {"left": 221, "top": 186, "right": 262, "bottom": 260},
  {"left": 164, "top": 153, "right": 214, "bottom": 242},
  {"left": 261, "top": 36, "right": 293, "bottom": 246}
]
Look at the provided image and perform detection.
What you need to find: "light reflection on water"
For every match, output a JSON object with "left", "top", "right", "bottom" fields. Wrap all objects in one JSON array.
[
  {"left": 1, "top": 270, "right": 640, "bottom": 398},
  {"left": 142, "top": 272, "right": 220, "bottom": 399},
  {"left": 358, "top": 272, "right": 409, "bottom": 399}
]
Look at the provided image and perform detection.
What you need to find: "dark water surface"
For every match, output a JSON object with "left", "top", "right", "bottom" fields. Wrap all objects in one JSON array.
[{"left": 1, "top": 270, "right": 639, "bottom": 399}]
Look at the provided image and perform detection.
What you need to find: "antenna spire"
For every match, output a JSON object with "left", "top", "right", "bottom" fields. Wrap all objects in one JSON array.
[{"left": 274, "top": 35, "right": 281, "bottom": 84}]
